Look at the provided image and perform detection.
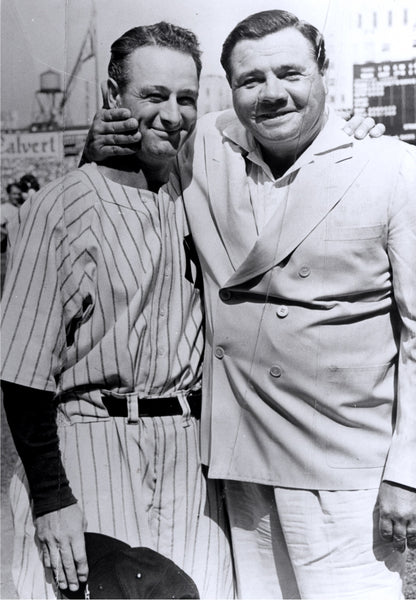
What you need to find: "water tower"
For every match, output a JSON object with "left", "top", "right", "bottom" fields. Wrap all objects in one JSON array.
[
  {"left": 30, "top": 2, "right": 99, "bottom": 130},
  {"left": 32, "top": 70, "right": 64, "bottom": 130}
]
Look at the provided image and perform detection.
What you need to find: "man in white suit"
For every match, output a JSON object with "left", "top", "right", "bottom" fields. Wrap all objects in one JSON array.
[
  {"left": 165, "top": 10, "right": 416, "bottom": 599},
  {"left": 82, "top": 9, "right": 415, "bottom": 599}
]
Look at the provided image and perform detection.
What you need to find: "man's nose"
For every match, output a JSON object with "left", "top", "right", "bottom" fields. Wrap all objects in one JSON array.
[
  {"left": 259, "top": 76, "right": 287, "bottom": 103},
  {"left": 159, "top": 97, "right": 182, "bottom": 128}
]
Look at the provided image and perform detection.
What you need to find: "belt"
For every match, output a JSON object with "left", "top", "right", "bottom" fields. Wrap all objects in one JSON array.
[{"left": 102, "top": 390, "right": 201, "bottom": 419}]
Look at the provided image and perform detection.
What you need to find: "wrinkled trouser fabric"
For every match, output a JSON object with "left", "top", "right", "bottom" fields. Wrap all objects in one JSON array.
[
  {"left": 10, "top": 414, "right": 234, "bottom": 599},
  {"left": 224, "top": 481, "right": 405, "bottom": 600}
]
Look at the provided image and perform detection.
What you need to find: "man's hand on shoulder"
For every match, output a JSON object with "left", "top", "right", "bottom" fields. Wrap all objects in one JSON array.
[
  {"left": 35, "top": 503, "right": 88, "bottom": 592},
  {"left": 378, "top": 480, "right": 416, "bottom": 552},
  {"left": 343, "top": 115, "right": 386, "bottom": 139},
  {"left": 80, "top": 108, "right": 386, "bottom": 165},
  {"left": 80, "top": 108, "right": 142, "bottom": 164}
]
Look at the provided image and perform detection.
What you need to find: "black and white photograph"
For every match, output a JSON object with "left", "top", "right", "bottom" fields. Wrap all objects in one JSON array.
[{"left": 1, "top": 1, "right": 416, "bottom": 598}]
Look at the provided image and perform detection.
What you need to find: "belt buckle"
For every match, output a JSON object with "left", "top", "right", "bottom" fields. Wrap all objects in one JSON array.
[
  {"left": 127, "top": 393, "right": 140, "bottom": 423},
  {"left": 102, "top": 390, "right": 140, "bottom": 423}
]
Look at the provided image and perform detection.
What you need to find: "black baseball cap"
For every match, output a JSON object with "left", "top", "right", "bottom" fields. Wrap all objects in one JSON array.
[{"left": 61, "top": 532, "right": 200, "bottom": 599}]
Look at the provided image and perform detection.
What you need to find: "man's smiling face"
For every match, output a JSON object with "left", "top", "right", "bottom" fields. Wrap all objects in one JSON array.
[
  {"left": 117, "top": 45, "right": 199, "bottom": 167},
  {"left": 229, "top": 27, "right": 327, "bottom": 158}
]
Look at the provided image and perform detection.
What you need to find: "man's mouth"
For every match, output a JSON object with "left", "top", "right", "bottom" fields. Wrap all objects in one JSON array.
[
  {"left": 152, "top": 128, "right": 182, "bottom": 138},
  {"left": 255, "top": 110, "right": 294, "bottom": 122}
]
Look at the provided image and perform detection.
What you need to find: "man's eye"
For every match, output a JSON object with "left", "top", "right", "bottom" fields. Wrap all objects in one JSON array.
[
  {"left": 242, "top": 79, "right": 260, "bottom": 88},
  {"left": 284, "top": 72, "right": 301, "bottom": 80},
  {"left": 178, "top": 97, "right": 197, "bottom": 106},
  {"left": 148, "top": 94, "right": 165, "bottom": 102}
]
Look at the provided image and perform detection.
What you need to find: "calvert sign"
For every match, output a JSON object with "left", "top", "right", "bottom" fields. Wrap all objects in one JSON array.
[{"left": 1, "top": 132, "right": 62, "bottom": 157}]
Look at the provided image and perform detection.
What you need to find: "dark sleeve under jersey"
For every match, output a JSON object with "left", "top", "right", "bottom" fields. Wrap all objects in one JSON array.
[{"left": 2, "top": 381, "right": 77, "bottom": 518}]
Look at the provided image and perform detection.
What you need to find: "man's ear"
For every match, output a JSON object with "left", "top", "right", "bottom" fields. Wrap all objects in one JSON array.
[
  {"left": 106, "top": 78, "right": 121, "bottom": 109},
  {"left": 321, "top": 59, "right": 329, "bottom": 95},
  {"left": 100, "top": 80, "right": 109, "bottom": 109},
  {"left": 323, "top": 73, "right": 328, "bottom": 95}
]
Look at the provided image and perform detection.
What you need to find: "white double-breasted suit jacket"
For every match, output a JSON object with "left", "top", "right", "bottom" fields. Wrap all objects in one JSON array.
[{"left": 165, "top": 108, "right": 416, "bottom": 490}]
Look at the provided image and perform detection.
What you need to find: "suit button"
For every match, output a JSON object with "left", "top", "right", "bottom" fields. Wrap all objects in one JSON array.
[
  {"left": 219, "top": 289, "right": 232, "bottom": 301},
  {"left": 299, "top": 266, "right": 311, "bottom": 278},
  {"left": 270, "top": 365, "right": 282, "bottom": 378},
  {"left": 276, "top": 305, "right": 289, "bottom": 318},
  {"left": 215, "top": 346, "right": 225, "bottom": 359}
]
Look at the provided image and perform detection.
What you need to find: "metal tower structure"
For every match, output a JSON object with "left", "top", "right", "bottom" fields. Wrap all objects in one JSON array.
[{"left": 59, "top": 0, "right": 100, "bottom": 122}]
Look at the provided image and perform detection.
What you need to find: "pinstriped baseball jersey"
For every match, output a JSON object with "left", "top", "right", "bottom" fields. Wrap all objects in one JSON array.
[
  {"left": 2, "top": 164, "right": 234, "bottom": 598},
  {"left": 1, "top": 163, "right": 204, "bottom": 416}
]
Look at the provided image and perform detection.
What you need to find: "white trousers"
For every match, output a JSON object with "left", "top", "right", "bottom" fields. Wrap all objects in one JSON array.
[
  {"left": 10, "top": 415, "right": 234, "bottom": 599},
  {"left": 224, "top": 481, "right": 406, "bottom": 600}
]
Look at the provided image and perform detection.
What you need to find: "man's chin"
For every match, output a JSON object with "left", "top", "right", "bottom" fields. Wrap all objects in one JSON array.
[
  {"left": 256, "top": 128, "right": 303, "bottom": 149},
  {"left": 152, "top": 138, "right": 186, "bottom": 156},
  {"left": 139, "top": 143, "right": 178, "bottom": 161}
]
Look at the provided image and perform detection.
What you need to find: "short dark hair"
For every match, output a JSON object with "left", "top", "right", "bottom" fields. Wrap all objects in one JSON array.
[
  {"left": 19, "top": 174, "right": 40, "bottom": 193},
  {"left": 108, "top": 22, "right": 202, "bottom": 91},
  {"left": 220, "top": 10, "right": 328, "bottom": 82}
]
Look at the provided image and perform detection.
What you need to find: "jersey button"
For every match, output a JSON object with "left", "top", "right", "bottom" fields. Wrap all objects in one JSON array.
[
  {"left": 270, "top": 365, "right": 282, "bottom": 378},
  {"left": 219, "top": 289, "right": 232, "bottom": 301},
  {"left": 276, "top": 305, "right": 289, "bottom": 318},
  {"left": 299, "top": 266, "right": 311, "bottom": 278},
  {"left": 215, "top": 346, "right": 225, "bottom": 359}
]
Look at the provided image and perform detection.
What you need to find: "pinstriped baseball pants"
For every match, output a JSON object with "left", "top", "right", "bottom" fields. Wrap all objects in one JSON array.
[{"left": 9, "top": 414, "right": 234, "bottom": 599}]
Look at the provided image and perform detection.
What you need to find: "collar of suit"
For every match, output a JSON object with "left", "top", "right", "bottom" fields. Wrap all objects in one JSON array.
[{"left": 201, "top": 107, "right": 370, "bottom": 287}]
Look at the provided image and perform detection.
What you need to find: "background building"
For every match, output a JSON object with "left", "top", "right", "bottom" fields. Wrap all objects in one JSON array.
[
  {"left": 198, "top": 75, "right": 232, "bottom": 115},
  {"left": 326, "top": 2, "right": 416, "bottom": 111}
]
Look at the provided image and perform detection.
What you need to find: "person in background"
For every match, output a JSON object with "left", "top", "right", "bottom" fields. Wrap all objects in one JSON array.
[
  {"left": 19, "top": 173, "right": 40, "bottom": 203},
  {"left": 5, "top": 182, "right": 23, "bottom": 207},
  {"left": 1, "top": 182, "right": 22, "bottom": 292},
  {"left": 1, "top": 182, "right": 21, "bottom": 246}
]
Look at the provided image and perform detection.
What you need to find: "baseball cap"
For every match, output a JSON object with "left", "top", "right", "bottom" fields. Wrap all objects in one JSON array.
[{"left": 61, "top": 532, "right": 200, "bottom": 599}]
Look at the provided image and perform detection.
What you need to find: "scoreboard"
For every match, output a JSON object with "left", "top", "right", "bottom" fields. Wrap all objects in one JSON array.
[{"left": 353, "top": 59, "right": 416, "bottom": 144}]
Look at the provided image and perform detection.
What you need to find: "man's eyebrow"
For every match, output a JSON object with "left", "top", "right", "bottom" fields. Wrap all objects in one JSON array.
[
  {"left": 140, "top": 85, "right": 169, "bottom": 95},
  {"left": 139, "top": 85, "right": 198, "bottom": 98},
  {"left": 276, "top": 63, "right": 306, "bottom": 71},
  {"left": 234, "top": 68, "right": 263, "bottom": 82},
  {"left": 235, "top": 63, "right": 308, "bottom": 82},
  {"left": 179, "top": 88, "right": 199, "bottom": 98}
]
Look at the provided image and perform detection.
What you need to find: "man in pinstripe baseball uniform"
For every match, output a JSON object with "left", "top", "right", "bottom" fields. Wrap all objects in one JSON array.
[{"left": 1, "top": 23, "right": 233, "bottom": 599}]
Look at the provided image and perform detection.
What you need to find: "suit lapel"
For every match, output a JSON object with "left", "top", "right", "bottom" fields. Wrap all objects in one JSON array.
[
  {"left": 203, "top": 129, "right": 259, "bottom": 271},
  {"left": 225, "top": 145, "right": 369, "bottom": 288}
]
